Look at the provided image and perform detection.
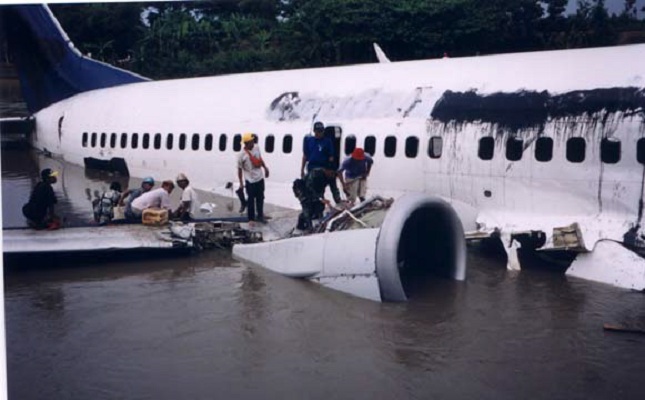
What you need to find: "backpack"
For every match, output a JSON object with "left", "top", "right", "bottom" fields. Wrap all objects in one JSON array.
[{"left": 93, "top": 189, "right": 121, "bottom": 225}]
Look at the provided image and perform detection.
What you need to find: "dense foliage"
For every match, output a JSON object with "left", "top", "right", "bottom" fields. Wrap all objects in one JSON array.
[{"left": 49, "top": 0, "right": 645, "bottom": 80}]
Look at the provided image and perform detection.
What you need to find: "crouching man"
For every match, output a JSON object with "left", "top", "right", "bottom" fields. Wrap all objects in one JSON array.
[
  {"left": 129, "top": 180, "right": 175, "bottom": 220},
  {"left": 22, "top": 168, "right": 61, "bottom": 230},
  {"left": 174, "top": 173, "right": 200, "bottom": 221}
]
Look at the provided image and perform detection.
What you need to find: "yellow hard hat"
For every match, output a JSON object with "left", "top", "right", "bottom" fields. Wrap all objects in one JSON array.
[{"left": 242, "top": 132, "right": 254, "bottom": 143}]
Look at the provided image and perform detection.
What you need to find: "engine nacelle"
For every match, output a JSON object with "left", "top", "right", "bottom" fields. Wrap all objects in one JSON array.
[{"left": 232, "top": 194, "right": 466, "bottom": 301}]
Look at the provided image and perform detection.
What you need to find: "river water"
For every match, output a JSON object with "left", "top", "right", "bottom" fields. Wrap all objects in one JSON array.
[{"left": 2, "top": 94, "right": 645, "bottom": 400}]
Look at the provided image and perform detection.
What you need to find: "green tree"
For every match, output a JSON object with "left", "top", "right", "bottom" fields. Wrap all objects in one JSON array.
[{"left": 50, "top": 3, "right": 147, "bottom": 64}]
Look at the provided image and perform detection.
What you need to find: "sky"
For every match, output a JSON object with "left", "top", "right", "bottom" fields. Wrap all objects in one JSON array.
[{"left": 567, "top": 0, "right": 645, "bottom": 17}]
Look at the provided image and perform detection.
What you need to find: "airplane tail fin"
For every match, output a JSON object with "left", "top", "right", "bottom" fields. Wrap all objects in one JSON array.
[
  {"left": 1, "top": 4, "right": 149, "bottom": 113},
  {"left": 373, "top": 43, "right": 391, "bottom": 63}
]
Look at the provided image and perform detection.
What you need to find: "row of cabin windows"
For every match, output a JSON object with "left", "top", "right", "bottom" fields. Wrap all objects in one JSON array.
[
  {"left": 82, "top": 132, "right": 645, "bottom": 165},
  {"left": 83, "top": 132, "right": 294, "bottom": 154},
  {"left": 478, "top": 136, "right": 639, "bottom": 164},
  {"left": 82, "top": 131, "right": 437, "bottom": 159},
  {"left": 342, "top": 135, "right": 641, "bottom": 164}
]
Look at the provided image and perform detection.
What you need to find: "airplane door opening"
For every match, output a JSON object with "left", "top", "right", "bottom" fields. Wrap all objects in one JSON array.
[{"left": 325, "top": 126, "right": 342, "bottom": 170}]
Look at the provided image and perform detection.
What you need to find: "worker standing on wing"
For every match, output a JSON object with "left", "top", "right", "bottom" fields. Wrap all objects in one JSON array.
[
  {"left": 337, "top": 147, "right": 373, "bottom": 204},
  {"left": 238, "top": 132, "right": 270, "bottom": 224}
]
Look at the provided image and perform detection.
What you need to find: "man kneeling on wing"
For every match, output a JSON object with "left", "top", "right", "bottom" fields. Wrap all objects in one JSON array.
[{"left": 129, "top": 180, "right": 175, "bottom": 219}]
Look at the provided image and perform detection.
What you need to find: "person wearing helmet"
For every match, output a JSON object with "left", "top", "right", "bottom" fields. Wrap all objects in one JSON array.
[
  {"left": 130, "top": 180, "right": 175, "bottom": 219},
  {"left": 337, "top": 147, "right": 373, "bottom": 203},
  {"left": 238, "top": 132, "right": 270, "bottom": 224},
  {"left": 174, "top": 172, "right": 200, "bottom": 221},
  {"left": 22, "top": 168, "right": 60, "bottom": 229},
  {"left": 119, "top": 176, "right": 155, "bottom": 220}
]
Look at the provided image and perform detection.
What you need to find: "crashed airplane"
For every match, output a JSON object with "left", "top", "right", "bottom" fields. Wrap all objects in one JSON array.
[{"left": 2, "top": 4, "right": 644, "bottom": 300}]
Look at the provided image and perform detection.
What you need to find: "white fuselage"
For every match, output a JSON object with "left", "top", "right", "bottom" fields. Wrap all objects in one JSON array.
[{"left": 32, "top": 44, "right": 645, "bottom": 247}]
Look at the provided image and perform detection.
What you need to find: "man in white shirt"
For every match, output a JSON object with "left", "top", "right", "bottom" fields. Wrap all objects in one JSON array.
[
  {"left": 130, "top": 180, "right": 175, "bottom": 218},
  {"left": 238, "top": 132, "right": 269, "bottom": 224},
  {"left": 174, "top": 173, "right": 200, "bottom": 220}
]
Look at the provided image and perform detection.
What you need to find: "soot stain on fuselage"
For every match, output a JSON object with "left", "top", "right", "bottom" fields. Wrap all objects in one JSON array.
[{"left": 430, "top": 87, "right": 645, "bottom": 131}]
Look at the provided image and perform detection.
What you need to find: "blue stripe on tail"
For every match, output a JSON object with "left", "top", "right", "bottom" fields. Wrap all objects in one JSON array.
[{"left": 1, "top": 4, "right": 149, "bottom": 113}]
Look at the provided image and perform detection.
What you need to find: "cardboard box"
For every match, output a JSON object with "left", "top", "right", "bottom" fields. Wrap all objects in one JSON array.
[{"left": 142, "top": 208, "right": 169, "bottom": 225}]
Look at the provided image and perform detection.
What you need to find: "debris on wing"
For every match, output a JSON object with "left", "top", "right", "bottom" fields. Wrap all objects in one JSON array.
[
  {"left": 192, "top": 221, "right": 263, "bottom": 250},
  {"left": 294, "top": 196, "right": 394, "bottom": 236},
  {"left": 199, "top": 202, "right": 217, "bottom": 214},
  {"left": 169, "top": 221, "right": 195, "bottom": 240}
]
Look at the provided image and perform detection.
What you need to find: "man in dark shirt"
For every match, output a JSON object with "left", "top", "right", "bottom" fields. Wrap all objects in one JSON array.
[
  {"left": 293, "top": 168, "right": 329, "bottom": 231},
  {"left": 300, "top": 121, "right": 341, "bottom": 204},
  {"left": 22, "top": 168, "right": 59, "bottom": 229}
]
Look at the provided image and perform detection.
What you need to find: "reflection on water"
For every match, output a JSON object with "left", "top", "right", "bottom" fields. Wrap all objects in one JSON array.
[
  {"left": 1, "top": 147, "right": 246, "bottom": 228},
  {"left": 0, "top": 78, "right": 28, "bottom": 117},
  {"left": 2, "top": 120, "right": 645, "bottom": 399}
]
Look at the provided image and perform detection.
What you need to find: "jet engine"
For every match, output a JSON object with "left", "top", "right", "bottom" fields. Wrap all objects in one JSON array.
[{"left": 232, "top": 193, "right": 466, "bottom": 301}]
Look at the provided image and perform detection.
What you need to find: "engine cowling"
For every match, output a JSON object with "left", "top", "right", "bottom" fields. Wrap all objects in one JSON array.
[{"left": 233, "top": 193, "right": 467, "bottom": 301}]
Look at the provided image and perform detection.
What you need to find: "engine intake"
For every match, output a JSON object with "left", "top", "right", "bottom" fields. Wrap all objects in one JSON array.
[{"left": 233, "top": 194, "right": 467, "bottom": 302}]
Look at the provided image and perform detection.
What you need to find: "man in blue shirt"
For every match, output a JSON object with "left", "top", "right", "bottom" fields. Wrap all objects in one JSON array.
[
  {"left": 337, "top": 147, "right": 373, "bottom": 203},
  {"left": 301, "top": 121, "right": 334, "bottom": 176},
  {"left": 300, "top": 121, "right": 341, "bottom": 204}
]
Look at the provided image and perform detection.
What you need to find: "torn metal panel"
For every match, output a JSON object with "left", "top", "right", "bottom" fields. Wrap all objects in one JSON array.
[
  {"left": 566, "top": 240, "right": 645, "bottom": 291},
  {"left": 551, "top": 223, "right": 587, "bottom": 252}
]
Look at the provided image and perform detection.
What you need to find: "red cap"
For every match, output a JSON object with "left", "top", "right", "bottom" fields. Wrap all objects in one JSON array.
[{"left": 351, "top": 148, "right": 365, "bottom": 160}]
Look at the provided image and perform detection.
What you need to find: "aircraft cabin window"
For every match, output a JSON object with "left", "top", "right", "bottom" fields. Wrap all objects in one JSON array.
[
  {"left": 428, "top": 136, "right": 443, "bottom": 159},
  {"left": 233, "top": 134, "right": 242, "bottom": 152},
  {"left": 506, "top": 137, "right": 523, "bottom": 161},
  {"left": 132, "top": 133, "right": 139, "bottom": 149},
  {"left": 345, "top": 136, "right": 357, "bottom": 155},
  {"left": 143, "top": 133, "right": 150, "bottom": 149},
  {"left": 364, "top": 136, "right": 376, "bottom": 156},
  {"left": 384, "top": 136, "right": 397, "bottom": 158},
  {"left": 638, "top": 138, "right": 645, "bottom": 164},
  {"left": 192, "top": 134, "right": 200, "bottom": 151},
  {"left": 601, "top": 138, "right": 620, "bottom": 164},
  {"left": 110, "top": 133, "right": 117, "bottom": 148},
  {"left": 166, "top": 134, "right": 174, "bottom": 150},
  {"left": 91, "top": 132, "right": 97, "bottom": 148},
  {"left": 120, "top": 133, "right": 128, "bottom": 149},
  {"left": 283, "top": 135, "right": 293, "bottom": 153},
  {"left": 154, "top": 133, "right": 162, "bottom": 150},
  {"left": 405, "top": 136, "right": 419, "bottom": 158},
  {"left": 478, "top": 137, "right": 494, "bottom": 160},
  {"left": 179, "top": 133, "right": 186, "bottom": 150},
  {"left": 82, "top": 132, "right": 88, "bottom": 147},
  {"left": 535, "top": 137, "right": 553, "bottom": 162},
  {"left": 265, "top": 135, "right": 275, "bottom": 153},
  {"left": 205, "top": 134, "right": 213, "bottom": 151},
  {"left": 566, "top": 137, "right": 586, "bottom": 163},
  {"left": 100, "top": 133, "right": 106, "bottom": 148},
  {"left": 219, "top": 134, "right": 227, "bottom": 151}
]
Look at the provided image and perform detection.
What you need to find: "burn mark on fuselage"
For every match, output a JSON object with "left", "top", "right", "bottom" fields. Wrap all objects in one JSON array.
[
  {"left": 269, "top": 91, "right": 301, "bottom": 121},
  {"left": 430, "top": 87, "right": 645, "bottom": 130}
]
